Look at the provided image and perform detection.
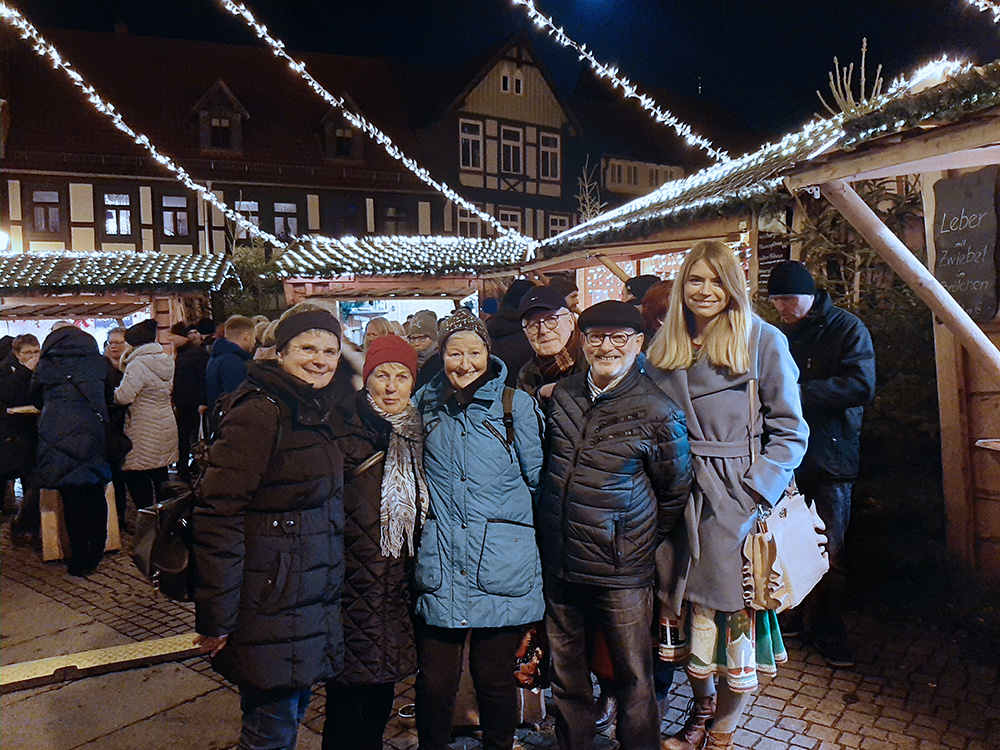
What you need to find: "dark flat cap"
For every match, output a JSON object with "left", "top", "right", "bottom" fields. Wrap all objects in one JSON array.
[
  {"left": 577, "top": 300, "right": 643, "bottom": 333},
  {"left": 518, "top": 286, "right": 568, "bottom": 320}
]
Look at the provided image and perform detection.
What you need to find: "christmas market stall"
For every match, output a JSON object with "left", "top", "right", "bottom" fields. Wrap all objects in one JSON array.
[{"left": 0, "top": 251, "right": 237, "bottom": 334}]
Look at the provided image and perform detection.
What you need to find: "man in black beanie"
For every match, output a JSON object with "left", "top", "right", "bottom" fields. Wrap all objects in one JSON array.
[{"left": 768, "top": 260, "right": 876, "bottom": 668}]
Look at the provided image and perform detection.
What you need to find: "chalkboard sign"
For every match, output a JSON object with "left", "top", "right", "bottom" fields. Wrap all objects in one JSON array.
[
  {"left": 933, "top": 166, "right": 999, "bottom": 322},
  {"left": 757, "top": 232, "right": 791, "bottom": 291}
]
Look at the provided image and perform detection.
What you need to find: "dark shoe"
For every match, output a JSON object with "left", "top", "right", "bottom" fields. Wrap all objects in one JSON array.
[
  {"left": 812, "top": 634, "right": 855, "bottom": 668},
  {"left": 661, "top": 694, "right": 716, "bottom": 750},
  {"left": 66, "top": 560, "right": 90, "bottom": 578},
  {"left": 778, "top": 610, "right": 804, "bottom": 638},
  {"left": 595, "top": 691, "right": 618, "bottom": 733}
]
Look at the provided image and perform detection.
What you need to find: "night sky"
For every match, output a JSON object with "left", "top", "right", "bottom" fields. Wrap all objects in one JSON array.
[{"left": 14, "top": 0, "right": 1000, "bottom": 141}]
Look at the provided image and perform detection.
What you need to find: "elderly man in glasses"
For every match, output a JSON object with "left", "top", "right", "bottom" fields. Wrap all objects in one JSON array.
[
  {"left": 516, "top": 286, "right": 587, "bottom": 403},
  {"left": 538, "top": 300, "right": 692, "bottom": 750}
]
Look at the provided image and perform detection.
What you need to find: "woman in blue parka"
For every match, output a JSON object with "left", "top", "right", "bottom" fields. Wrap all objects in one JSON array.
[{"left": 413, "top": 309, "right": 544, "bottom": 750}]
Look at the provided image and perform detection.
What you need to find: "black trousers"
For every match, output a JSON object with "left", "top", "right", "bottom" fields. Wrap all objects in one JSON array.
[
  {"left": 175, "top": 407, "right": 201, "bottom": 481},
  {"left": 123, "top": 467, "right": 169, "bottom": 510},
  {"left": 414, "top": 618, "right": 521, "bottom": 750},
  {"left": 60, "top": 484, "right": 107, "bottom": 571},
  {"left": 322, "top": 682, "right": 396, "bottom": 750}
]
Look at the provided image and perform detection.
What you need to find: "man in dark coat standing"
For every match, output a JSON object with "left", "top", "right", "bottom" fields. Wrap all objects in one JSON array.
[
  {"left": 205, "top": 315, "right": 255, "bottom": 408},
  {"left": 539, "top": 301, "right": 692, "bottom": 750},
  {"left": 769, "top": 260, "right": 876, "bottom": 668},
  {"left": 168, "top": 322, "right": 209, "bottom": 481},
  {"left": 486, "top": 279, "right": 536, "bottom": 386}
]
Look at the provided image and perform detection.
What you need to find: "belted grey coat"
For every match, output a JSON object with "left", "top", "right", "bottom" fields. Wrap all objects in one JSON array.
[{"left": 649, "top": 318, "right": 808, "bottom": 613}]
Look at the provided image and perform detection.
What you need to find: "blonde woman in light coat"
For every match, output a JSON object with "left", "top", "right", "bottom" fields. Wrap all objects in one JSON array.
[{"left": 115, "top": 320, "right": 178, "bottom": 510}]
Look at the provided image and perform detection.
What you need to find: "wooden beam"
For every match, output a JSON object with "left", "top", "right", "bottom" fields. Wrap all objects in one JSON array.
[
  {"left": 594, "top": 254, "right": 631, "bottom": 283},
  {"left": 786, "top": 116, "right": 1000, "bottom": 190},
  {"left": 821, "top": 179, "right": 1000, "bottom": 377}
]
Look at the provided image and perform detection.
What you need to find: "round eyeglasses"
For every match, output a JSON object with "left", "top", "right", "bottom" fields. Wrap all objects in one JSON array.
[
  {"left": 521, "top": 312, "right": 569, "bottom": 335},
  {"left": 582, "top": 331, "right": 638, "bottom": 348}
]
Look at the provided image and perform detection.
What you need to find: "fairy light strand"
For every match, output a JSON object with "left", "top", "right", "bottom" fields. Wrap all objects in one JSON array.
[
  {"left": 966, "top": 0, "right": 1000, "bottom": 23},
  {"left": 216, "top": 0, "right": 528, "bottom": 242},
  {"left": 511, "top": 0, "right": 730, "bottom": 163},
  {"left": 0, "top": 3, "right": 280, "bottom": 246}
]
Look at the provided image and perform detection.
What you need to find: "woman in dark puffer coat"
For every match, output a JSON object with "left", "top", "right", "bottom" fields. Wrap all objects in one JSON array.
[
  {"left": 31, "top": 325, "right": 112, "bottom": 576},
  {"left": 192, "top": 306, "right": 346, "bottom": 750},
  {"left": 323, "top": 335, "right": 425, "bottom": 750}
]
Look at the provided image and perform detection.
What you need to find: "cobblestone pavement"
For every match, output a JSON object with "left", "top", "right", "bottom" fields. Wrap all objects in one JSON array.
[{"left": 2, "top": 516, "right": 998, "bottom": 750}]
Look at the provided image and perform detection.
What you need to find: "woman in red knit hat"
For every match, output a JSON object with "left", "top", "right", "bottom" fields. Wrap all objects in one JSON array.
[{"left": 324, "top": 334, "right": 427, "bottom": 750}]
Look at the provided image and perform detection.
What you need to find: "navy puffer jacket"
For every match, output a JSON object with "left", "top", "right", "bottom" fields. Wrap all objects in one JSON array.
[
  {"left": 31, "top": 327, "right": 111, "bottom": 489},
  {"left": 539, "top": 360, "right": 693, "bottom": 588}
]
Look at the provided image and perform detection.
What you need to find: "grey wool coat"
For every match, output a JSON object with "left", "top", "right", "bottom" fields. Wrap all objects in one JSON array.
[{"left": 649, "top": 317, "right": 808, "bottom": 613}]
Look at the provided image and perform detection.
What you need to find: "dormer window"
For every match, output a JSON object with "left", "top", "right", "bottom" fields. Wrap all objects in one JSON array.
[
  {"left": 193, "top": 80, "right": 248, "bottom": 154},
  {"left": 322, "top": 109, "right": 363, "bottom": 161}
]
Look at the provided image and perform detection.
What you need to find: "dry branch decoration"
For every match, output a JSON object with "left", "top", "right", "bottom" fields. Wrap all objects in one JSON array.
[
  {"left": 817, "top": 38, "right": 884, "bottom": 118},
  {"left": 575, "top": 156, "right": 607, "bottom": 222}
]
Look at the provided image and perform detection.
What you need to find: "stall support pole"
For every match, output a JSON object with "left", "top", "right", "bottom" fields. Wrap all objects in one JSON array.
[{"left": 820, "top": 179, "right": 1000, "bottom": 376}]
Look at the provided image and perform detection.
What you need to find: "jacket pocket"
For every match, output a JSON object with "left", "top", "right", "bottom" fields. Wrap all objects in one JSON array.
[
  {"left": 413, "top": 518, "right": 443, "bottom": 593},
  {"left": 612, "top": 513, "right": 625, "bottom": 570},
  {"left": 243, "top": 546, "right": 292, "bottom": 615},
  {"left": 477, "top": 519, "right": 535, "bottom": 597},
  {"left": 481, "top": 420, "right": 513, "bottom": 461}
]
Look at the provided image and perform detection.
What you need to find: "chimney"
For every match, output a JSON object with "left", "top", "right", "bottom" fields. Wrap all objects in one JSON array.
[{"left": 114, "top": 23, "right": 129, "bottom": 35}]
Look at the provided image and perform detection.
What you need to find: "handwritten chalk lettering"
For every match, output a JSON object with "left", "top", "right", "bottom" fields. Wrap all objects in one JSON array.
[
  {"left": 936, "top": 245, "right": 990, "bottom": 266},
  {"left": 938, "top": 208, "right": 990, "bottom": 234},
  {"left": 943, "top": 276, "right": 991, "bottom": 292}
]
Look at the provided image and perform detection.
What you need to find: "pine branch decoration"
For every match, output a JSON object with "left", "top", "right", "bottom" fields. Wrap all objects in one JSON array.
[{"left": 817, "top": 38, "right": 884, "bottom": 117}]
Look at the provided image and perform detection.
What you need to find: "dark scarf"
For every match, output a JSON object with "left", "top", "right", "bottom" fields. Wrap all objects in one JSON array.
[{"left": 535, "top": 327, "right": 582, "bottom": 382}]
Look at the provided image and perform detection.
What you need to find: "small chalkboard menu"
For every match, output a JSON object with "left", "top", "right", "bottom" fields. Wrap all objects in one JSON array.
[
  {"left": 757, "top": 232, "right": 791, "bottom": 291},
  {"left": 933, "top": 166, "right": 999, "bottom": 322}
]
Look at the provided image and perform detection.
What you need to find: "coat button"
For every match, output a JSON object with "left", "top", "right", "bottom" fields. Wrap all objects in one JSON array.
[
  {"left": 460, "top": 619, "right": 468, "bottom": 626},
  {"left": 272, "top": 521, "right": 279, "bottom": 527},
  {"left": 462, "top": 523, "right": 467, "bottom": 529},
  {"left": 460, "top": 569, "right": 467, "bottom": 576}
]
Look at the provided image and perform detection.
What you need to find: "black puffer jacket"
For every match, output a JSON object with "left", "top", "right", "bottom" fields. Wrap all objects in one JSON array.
[
  {"left": 331, "top": 390, "right": 418, "bottom": 686},
  {"left": 781, "top": 292, "right": 876, "bottom": 480},
  {"left": 0, "top": 354, "right": 37, "bottom": 479},
  {"left": 486, "top": 307, "right": 533, "bottom": 387},
  {"left": 539, "top": 360, "right": 693, "bottom": 588},
  {"left": 173, "top": 341, "right": 209, "bottom": 410},
  {"left": 193, "top": 361, "right": 345, "bottom": 691},
  {"left": 31, "top": 327, "right": 112, "bottom": 489}
]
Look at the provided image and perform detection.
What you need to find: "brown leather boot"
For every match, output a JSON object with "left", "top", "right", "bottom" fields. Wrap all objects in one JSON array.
[
  {"left": 703, "top": 730, "right": 735, "bottom": 750},
  {"left": 660, "top": 694, "right": 717, "bottom": 750}
]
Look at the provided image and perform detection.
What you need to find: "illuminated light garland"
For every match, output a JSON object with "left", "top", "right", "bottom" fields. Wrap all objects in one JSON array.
[
  {"left": 966, "top": 0, "right": 1000, "bottom": 23},
  {"left": 511, "top": 0, "right": 730, "bottom": 163},
  {"left": 216, "top": 0, "right": 527, "bottom": 242},
  {"left": 279, "top": 234, "right": 529, "bottom": 276},
  {"left": 0, "top": 3, "right": 280, "bottom": 247}
]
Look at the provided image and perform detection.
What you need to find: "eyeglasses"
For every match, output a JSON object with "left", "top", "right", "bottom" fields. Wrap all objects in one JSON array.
[
  {"left": 522, "top": 312, "right": 569, "bottom": 334},
  {"left": 583, "top": 331, "right": 638, "bottom": 348},
  {"left": 287, "top": 343, "right": 340, "bottom": 360},
  {"left": 406, "top": 334, "right": 432, "bottom": 342}
]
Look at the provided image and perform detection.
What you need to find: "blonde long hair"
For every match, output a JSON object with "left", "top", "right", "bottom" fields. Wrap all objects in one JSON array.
[{"left": 647, "top": 240, "right": 752, "bottom": 374}]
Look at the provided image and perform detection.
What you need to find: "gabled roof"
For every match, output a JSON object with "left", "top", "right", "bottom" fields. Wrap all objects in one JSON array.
[
  {"left": 278, "top": 235, "right": 532, "bottom": 276},
  {"left": 191, "top": 79, "right": 250, "bottom": 118},
  {"left": 541, "top": 60, "right": 1000, "bottom": 256},
  {"left": 0, "top": 252, "right": 237, "bottom": 294},
  {"left": 0, "top": 27, "right": 428, "bottom": 190}
]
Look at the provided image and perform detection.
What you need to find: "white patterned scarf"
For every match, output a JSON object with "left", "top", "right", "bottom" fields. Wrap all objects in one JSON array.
[{"left": 367, "top": 393, "right": 429, "bottom": 558}]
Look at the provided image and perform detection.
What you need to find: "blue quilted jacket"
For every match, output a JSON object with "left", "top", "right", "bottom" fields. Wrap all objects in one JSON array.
[{"left": 414, "top": 357, "right": 545, "bottom": 629}]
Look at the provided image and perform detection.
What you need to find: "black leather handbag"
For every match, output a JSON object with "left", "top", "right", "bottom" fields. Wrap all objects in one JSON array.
[{"left": 133, "top": 480, "right": 195, "bottom": 601}]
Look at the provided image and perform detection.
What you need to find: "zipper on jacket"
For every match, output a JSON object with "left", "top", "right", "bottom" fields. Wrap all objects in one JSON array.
[
  {"left": 612, "top": 515, "right": 623, "bottom": 570},
  {"left": 482, "top": 420, "right": 513, "bottom": 460}
]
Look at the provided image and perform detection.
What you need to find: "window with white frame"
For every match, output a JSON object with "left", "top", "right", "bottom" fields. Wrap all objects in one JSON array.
[
  {"left": 540, "top": 133, "right": 560, "bottom": 180},
  {"left": 30, "top": 190, "right": 61, "bottom": 234},
  {"left": 104, "top": 193, "right": 132, "bottom": 236},
  {"left": 626, "top": 165, "right": 639, "bottom": 186},
  {"left": 274, "top": 202, "right": 298, "bottom": 239},
  {"left": 161, "top": 195, "right": 189, "bottom": 237},
  {"left": 501, "top": 126, "right": 523, "bottom": 174},
  {"left": 384, "top": 206, "right": 409, "bottom": 235},
  {"left": 459, "top": 120, "right": 483, "bottom": 170},
  {"left": 649, "top": 167, "right": 660, "bottom": 187},
  {"left": 608, "top": 162, "right": 624, "bottom": 185},
  {"left": 514, "top": 75, "right": 523, "bottom": 95},
  {"left": 548, "top": 213, "right": 569, "bottom": 238},
  {"left": 234, "top": 200, "right": 260, "bottom": 240},
  {"left": 457, "top": 207, "right": 482, "bottom": 238},
  {"left": 333, "top": 128, "right": 354, "bottom": 159},
  {"left": 501, "top": 74, "right": 510, "bottom": 93},
  {"left": 498, "top": 207, "right": 522, "bottom": 234}
]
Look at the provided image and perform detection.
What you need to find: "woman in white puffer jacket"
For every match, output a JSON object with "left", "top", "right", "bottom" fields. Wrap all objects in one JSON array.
[{"left": 115, "top": 320, "right": 178, "bottom": 510}]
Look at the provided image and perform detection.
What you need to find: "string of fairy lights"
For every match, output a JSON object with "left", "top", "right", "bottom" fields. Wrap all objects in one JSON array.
[
  {"left": 215, "top": 0, "right": 527, "bottom": 242},
  {"left": 0, "top": 3, "right": 280, "bottom": 247},
  {"left": 966, "top": 0, "right": 1000, "bottom": 23},
  {"left": 511, "top": 0, "right": 731, "bottom": 163}
]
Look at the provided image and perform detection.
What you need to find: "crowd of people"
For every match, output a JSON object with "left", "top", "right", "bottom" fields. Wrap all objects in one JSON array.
[{"left": 0, "top": 244, "right": 876, "bottom": 750}]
